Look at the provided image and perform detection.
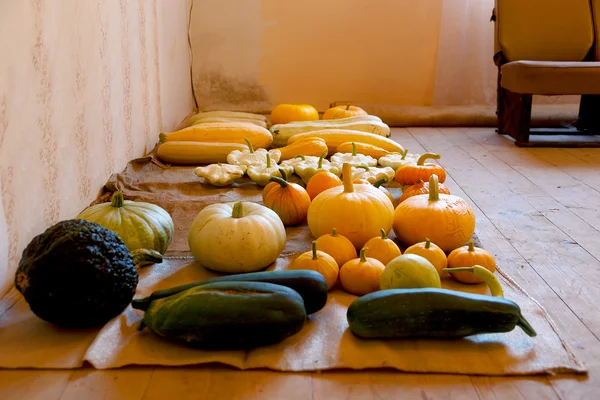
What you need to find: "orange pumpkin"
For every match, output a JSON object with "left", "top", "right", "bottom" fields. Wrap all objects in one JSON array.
[
  {"left": 393, "top": 174, "right": 476, "bottom": 253},
  {"left": 398, "top": 179, "right": 451, "bottom": 204},
  {"left": 315, "top": 228, "right": 357, "bottom": 267},
  {"left": 270, "top": 103, "right": 319, "bottom": 125},
  {"left": 339, "top": 247, "right": 386, "bottom": 295},
  {"left": 447, "top": 240, "right": 497, "bottom": 284},
  {"left": 263, "top": 169, "right": 311, "bottom": 225},
  {"left": 306, "top": 170, "right": 343, "bottom": 200},
  {"left": 395, "top": 153, "right": 447, "bottom": 185},
  {"left": 403, "top": 238, "right": 448, "bottom": 277},
  {"left": 307, "top": 163, "right": 394, "bottom": 250},
  {"left": 287, "top": 241, "right": 339, "bottom": 290},
  {"left": 363, "top": 228, "right": 402, "bottom": 265},
  {"left": 322, "top": 104, "right": 368, "bottom": 120}
]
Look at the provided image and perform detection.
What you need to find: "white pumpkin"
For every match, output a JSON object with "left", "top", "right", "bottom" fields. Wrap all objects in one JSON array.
[{"left": 188, "top": 201, "right": 286, "bottom": 273}]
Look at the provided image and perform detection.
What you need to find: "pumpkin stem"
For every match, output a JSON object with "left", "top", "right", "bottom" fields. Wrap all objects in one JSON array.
[
  {"left": 351, "top": 142, "right": 357, "bottom": 156},
  {"left": 266, "top": 153, "right": 271, "bottom": 168},
  {"left": 359, "top": 247, "right": 368, "bottom": 262},
  {"left": 428, "top": 174, "right": 440, "bottom": 201},
  {"left": 342, "top": 163, "right": 354, "bottom": 193},
  {"left": 231, "top": 201, "right": 244, "bottom": 218},
  {"left": 331, "top": 228, "right": 338, "bottom": 237},
  {"left": 269, "top": 176, "right": 288, "bottom": 187},
  {"left": 131, "top": 249, "right": 163, "bottom": 268},
  {"left": 317, "top": 153, "right": 325, "bottom": 169},
  {"left": 244, "top": 137, "right": 255, "bottom": 154},
  {"left": 311, "top": 241, "right": 319, "bottom": 260},
  {"left": 401, "top": 149, "right": 408, "bottom": 160},
  {"left": 279, "top": 168, "right": 288, "bottom": 182},
  {"left": 294, "top": 155, "right": 305, "bottom": 160},
  {"left": 380, "top": 228, "right": 387, "bottom": 239},
  {"left": 346, "top": 103, "right": 351, "bottom": 110},
  {"left": 111, "top": 191, "right": 125, "bottom": 208},
  {"left": 417, "top": 152, "right": 440, "bottom": 166},
  {"left": 373, "top": 177, "right": 388, "bottom": 188},
  {"left": 425, "top": 238, "right": 431, "bottom": 249},
  {"left": 467, "top": 240, "right": 475, "bottom": 252},
  {"left": 356, "top": 165, "right": 370, "bottom": 171}
]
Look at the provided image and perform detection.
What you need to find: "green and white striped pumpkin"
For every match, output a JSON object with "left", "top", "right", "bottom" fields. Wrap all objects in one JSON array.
[{"left": 77, "top": 191, "right": 174, "bottom": 255}]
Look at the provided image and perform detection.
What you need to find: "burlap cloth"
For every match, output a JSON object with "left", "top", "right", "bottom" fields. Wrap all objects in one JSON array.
[{"left": 0, "top": 155, "right": 588, "bottom": 375}]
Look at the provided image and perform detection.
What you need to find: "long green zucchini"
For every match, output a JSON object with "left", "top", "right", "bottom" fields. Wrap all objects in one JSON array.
[
  {"left": 140, "top": 281, "right": 306, "bottom": 349},
  {"left": 131, "top": 270, "right": 328, "bottom": 314},
  {"left": 347, "top": 288, "right": 536, "bottom": 339}
]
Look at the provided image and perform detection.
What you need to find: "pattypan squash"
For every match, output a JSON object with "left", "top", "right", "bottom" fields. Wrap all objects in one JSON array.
[
  {"left": 280, "top": 154, "right": 321, "bottom": 169},
  {"left": 227, "top": 138, "right": 281, "bottom": 166},
  {"left": 350, "top": 165, "right": 396, "bottom": 184},
  {"left": 194, "top": 163, "right": 247, "bottom": 187},
  {"left": 295, "top": 153, "right": 342, "bottom": 184},
  {"left": 378, "top": 148, "right": 421, "bottom": 170},
  {"left": 247, "top": 153, "right": 294, "bottom": 187},
  {"left": 330, "top": 142, "right": 377, "bottom": 167}
]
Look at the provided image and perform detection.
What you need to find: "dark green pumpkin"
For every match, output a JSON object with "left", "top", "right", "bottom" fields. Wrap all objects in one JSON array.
[
  {"left": 132, "top": 269, "right": 328, "bottom": 314},
  {"left": 347, "top": 288, "right": 536, "bottom": 339},
  {"left": 141, "top": 281, "right": 307, "bottom": 349}
]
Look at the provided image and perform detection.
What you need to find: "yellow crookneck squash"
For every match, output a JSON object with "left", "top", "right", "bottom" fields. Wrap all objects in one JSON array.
[
  {"left": 392, "top": 174, "right": 476, "bottom": 253},
  {"left": 307, "top": 163, "right": 395, "bottom": 250}
]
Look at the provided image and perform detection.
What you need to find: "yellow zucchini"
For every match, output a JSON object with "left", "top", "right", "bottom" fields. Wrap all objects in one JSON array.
[
  {"left": 188, "top": 111, "right": 267, "bottom": 125},
  {"left": 270, "top": 115, "right": 389, "bottom": 147},
  {"left": 159, "top": 122, "right": 273, "bottom": 149},
  {"left": 337, "top": 141, "right": 395, "bottom": 159},
  {"left": 278, "top": 138, "right": 329, "bottom": 160},
  {"left": 288, "top": 129, "right": 404, "bottom": 155},
  {"left": 156, "top": 141, "right": 248, "bottom": 165},
  {"left": 191, "top": 118, "right": 267, "bottom": 128}
]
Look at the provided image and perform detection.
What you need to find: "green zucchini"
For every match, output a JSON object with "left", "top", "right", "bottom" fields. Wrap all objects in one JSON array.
[
  {"left": 140, "top": 281, "right": 306, "bottom": 349},
  {"left": 347, "top": 288, "right": 537, "bottom": 339},
  {"left": 131, "top": 269, "right": 328, "bottom": 314}
]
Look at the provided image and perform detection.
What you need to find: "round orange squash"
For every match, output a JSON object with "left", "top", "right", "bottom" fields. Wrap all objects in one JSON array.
[
  {"left": 270, "top": 103, "right": 319, "bottom": 125},
  {"left": 322, "top": 104, "right": 368, "bottom": 120},
  {"left": 403, "top": 238, "right": 448, "bottom": 277},
  {"left": 315, "top": 228, "right": 357, "bottom": 267},
  {"left": 363, "top": 228, "right": 402, "bottom": 266},
  {"left": 287, "top": 241, "right": 339, "bottom": 290},
  {"left": 447, "top": 240, "right": 497, "bottom": 284},
  {"left": 398, "top": 178, "right": 451, "bottom": 204},
  {"left": 395, "top": 153, "right": 447, "bottom": 185},
  {"left": 306, "top": 170, "right": 343, "bottom": 200},
  {"left": 339, "top": 247, "right": 386, "bottom": 295},
  {"left": 393, "top": 174, "right": 476, "bottom": 253},
  {"left": 262, "top": 169, "right": 311, "bottom": 226},
  {"left": 308, "top": 163, "right": 395, "bottom": 250}
]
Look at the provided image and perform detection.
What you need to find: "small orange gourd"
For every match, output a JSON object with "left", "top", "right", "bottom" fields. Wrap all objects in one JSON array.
[
  {"left": 306, "top": 170, "right": 343, "bottom": 200},
  {"left": 322, "top": 104, "right": 368, "bottom": 120},
  {"left": 363, "top": 228, "right": 402, "bottom": 265},
  {"left": 398, "top": 179, "right": 451, "bottom": 204},
  {"left": 315, "top": 228, "right": 357, "bottom": 267},
  {"left": 262, "top": 169, "right": 311, "bottom": 225},
  {"left": 447, "top": 240, "right": 497, "bottom": 284},
  {"left": 403, "top": 238, "right": 448, "bottom": 277},
  {"left": 287, "top": 241, "right": 339, "bottom": 290},
  {"left": 395, "top": 153, "right": 447, "bottom": 185},
  {"left": 339, "top": 247, "right": 386, "bottom": 295}
]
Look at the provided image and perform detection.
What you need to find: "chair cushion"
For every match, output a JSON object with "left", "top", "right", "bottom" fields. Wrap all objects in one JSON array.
[
  {"left": 496, "top": 0, "right": 594, "bottom": 62},
  {"left": 501, "top": 60, "right": 600, "bottom": 95}
]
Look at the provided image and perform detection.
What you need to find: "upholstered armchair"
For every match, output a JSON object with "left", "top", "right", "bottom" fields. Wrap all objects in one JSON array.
[{"left": 493, "top": 0, "right": 600, "bottom": 147}]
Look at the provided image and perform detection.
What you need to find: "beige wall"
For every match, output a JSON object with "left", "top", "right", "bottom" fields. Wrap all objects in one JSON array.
[
  {"left": 190, "top": 0, "right": 444, "bottom": 112},
  {"left": 0, "top": 0, "right": 194, "bottom": 296}
]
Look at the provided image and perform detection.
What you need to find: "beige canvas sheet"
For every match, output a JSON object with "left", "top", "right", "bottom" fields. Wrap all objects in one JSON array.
[{"left": 0, "top": 155, "right": 587, "bottom": 375}]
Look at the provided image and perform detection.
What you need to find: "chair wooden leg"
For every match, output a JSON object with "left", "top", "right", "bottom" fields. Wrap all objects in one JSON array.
[
  {"left": 576, "top": 95, "right": 600, "bottom": 131},
  {"left": 498, "top": 86, "right": 533, "bottom": 146}
]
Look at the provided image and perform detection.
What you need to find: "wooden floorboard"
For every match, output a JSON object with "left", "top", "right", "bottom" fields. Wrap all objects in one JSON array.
[{"left": 0, "top": 128, "right": 598, "bottom": 400}]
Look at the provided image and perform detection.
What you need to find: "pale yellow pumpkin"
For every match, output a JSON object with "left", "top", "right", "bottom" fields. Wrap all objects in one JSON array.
[
  {"left": 307, "top": 163, "right": 394, "bottom": 250},
  {"left": 188, "top": 201, "right": 286, "bottom": 273}
]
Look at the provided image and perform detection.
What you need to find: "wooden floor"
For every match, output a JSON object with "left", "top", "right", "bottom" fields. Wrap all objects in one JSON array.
[{"left": 1, "top": 127, "right": 599, "bottom": 400}]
